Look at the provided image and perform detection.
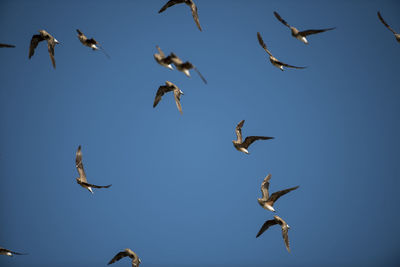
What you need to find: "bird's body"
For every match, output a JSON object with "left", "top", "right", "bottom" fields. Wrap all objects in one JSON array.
[
  {"left": 0, "top": 247, "right": 27, "bottom": 257},
  {"left": 257, "top": 32, "right": 306, "bottom": 71},
  {"left": 256, "top": 215, "right": 291, "bottom": 252},
  {"left": 75, "top": 145, "right": 112, "bottom": 194},
  {"left": 158, "top": 0, "right": 202, "bottom": 31},
  {"left": 29, "top": 30, "right": 59, "bottom": 69},
  {"left": 168, "top": 52, "right": 207, "bottom": 84},
  {"left": 232, "top": 120, "right": 274, "bottom": 154},
  {"left": 154, "top": 46, "right": 174, "bottom": 70},
  {"left": 76, "top": 29, "right": 99, "bottom": 50},
  {"left": 257, "top": 174, "right": 299, "bottom": 212},
  {"left": 108, "top": 248, "right": 141, "bottom": 267},
  {"left": 378, "top": 11, "right": 400, "bottom": 43},
  {"left": 153, "top": 81, "right": 184, "bottom": 114}
]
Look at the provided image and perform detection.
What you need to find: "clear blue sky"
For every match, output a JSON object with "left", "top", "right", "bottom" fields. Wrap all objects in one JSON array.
[{"left": 1, "top": 0, "right": 399, "bottom": 266}]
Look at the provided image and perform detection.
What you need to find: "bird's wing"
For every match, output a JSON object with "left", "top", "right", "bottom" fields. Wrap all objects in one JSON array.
[
  {"left": 108, "top": 251, "right": 129, "bottom": 265},
  {"left": 174, "top": 90, "right": 183, "bottom": 114},
  {"left": 29, "top": 34, "right": 44, "bottom": 58},
  {"left": 257, "top": 32, "right": 273, "bottom": 57},
  {"left": 273, "top": 11, "right": 291, "bottom": 28},
  {"left": 153, "top": 85, "right": 174, "bottom": 108},
  {"left": 235, "top": 120, "right": 245, "bottom": 143},
  {"left": 256, "top": 219, "right": 278, "bottom": 238},
  {"left": 378, "top": 11, "right": 397, "bottom": 34},
  {"left": 299, "top": 27, "right": 336, "bottom": 36},
  {"left": 282, "top": 226, "right": 290, "bottom": 252},
  {"left": 268, "top": 186, "right": 299, "bottom": 204},
  {"left": 80, "top": 181, "right": 112, "bottom": 189},
  {"left": 193, "top": 66, "right": 207, "bottom": 84},
  {"left": 242, "top": 136, "right": 274, "bottom": 149},
  {"left": 0, "top": 43, "right": 15, "bottom": 48},
  {"left": 156, "top": 45, "right": 165, "bottom": 58},
  {"left": 170, "top": 53, "right": 183, "bottom": 65},
  {"left": 158, "top": 0, "right": 185, "bottom": 13},
  {"left": 86, "top": 38, "right": 98, "bottom": 45},
  {"left": 190, "top": 2, "right": 202, "bottom": 31},
  {"left": 278, "top": 60, "right": 306, "bottom": 69},
  {"left": 260, "top": 174, "right": 272, "bottom": 200},
  {"left": 47, "top": 39, "right": 56, "bottom": 69},
  {"left": 75, "top": 145, "right": 87, "bottom": 183},
  {"left": 76, "top": 29, "right": 84, "bottom": 36}
]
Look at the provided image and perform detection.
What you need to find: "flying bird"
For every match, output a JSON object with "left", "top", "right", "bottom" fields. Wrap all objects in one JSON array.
[
  {"left": 154, "top": 46, "right": 174, "bottom": 70},
  {"left": 273, "top": 11, "right": 335, "bottom": 44},
  {"left": 168, "top": 52, "right": 207, "bottom": 84},
  {"left": 29, "top": 30, "right": 60, "bottom": 69},
  {"left": 75, "top": 145, "right": 112, "bottom": 194},
  {"left": 108, "top": 248, "right": 141, "bottom": 267},
  {"left": 257, "top": 174, "right": 299, "bottom": 212},
  {"left": 153, "top": 81, "right": 184, "bottom": 114},
  {"left": 257, "top": 32, "right": 306, "bottom": 71},
  {"left": 0, "top": 43, "right": 15, "bottom": 48},
  {"left": 377, "top": 11, "right": 400, "bottom": 43},
  {"left": 158, "top": 0, "right": 202, "bottom": 31},
  {"left": 232, "top": 120, "right": 274, "bottom": 154},
  {"left": 76, "top": 29, "right": 110, "bottom": 58},
  {"left": 256, "top": 215, "right": 291, "bottom": 252},
  {"left": 0, "top": 247, "right": 27, "bottom": 256}
]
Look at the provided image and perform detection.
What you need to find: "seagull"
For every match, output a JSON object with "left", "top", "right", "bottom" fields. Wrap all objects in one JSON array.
[
  {"left": 108, "top": 248, "right": 141, "bottom": 267},
  {"left": 158, "top": 0, "right": 202, "bottom": 31},
  {"left": 29, "top": 30, "right": 60, "bottom": 69},
  {"left": 0, "top": 43, "right": 15, "bottom": 48},
  {"left": 257, "top": 174, "right": 299, "bottom": 212},
  {"left": 76, "top": 29, "right": 110, "bottom": 58},
  {"left": 75, "top": 145, "right": 111, "bottom": 194},
  {"left": 256, "top": 215, "right": 291, "bottom": 253},
  {"left": 168, "top": 52, "right": 207, "bottom": 84},
  {"left": 232, "top": 120, "right": 274, "bottom": 154},
  {"left": 153, "top": 81, "right": 184, "bottom": 114},
  {"left": 0, "top": 247, "right": 27, "bottom": 257},
  {"left": 154, "top": 46, "right": 174, "bottom": 70},
  {"left": 257, "top": 32, "right": 306, "bottom": 71},
  {"left": 377, "top": 11, "right": 400, "bottom": 43},
  {"left": 273, "top": 11, "right": 335, "bottom": 45}
]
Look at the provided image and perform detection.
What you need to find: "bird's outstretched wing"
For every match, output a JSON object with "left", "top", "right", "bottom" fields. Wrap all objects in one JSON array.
[
  {"left": 257, "top": 32, "right": 273, "bottom": 57},
  {"left": 268, "top": 186, "right": 299, "bottom": 203},
  {"left": 299, "top": 28, "right": 336, "bottom": 36},
  {"left": 242, "top": 136, "right": 274, "bottom": 149},
  {"left": 47, "top": 39, "right": 56, "bottom": 69},
  {"left": 174, "top": 90, "right": 183, "bottom": 114},
  {"left": 190, "top": 2, "right": 202, "bottom": 31},
  {"left": 278, "top": 60, "right": 306, "bottom": 69},
  {"left": 108, "top": 251, "right": 129, "bottom": 265},
  {"left": 0, "top": 43, "right": 15, "bottom": 48},
  {"left": 29, "top": 34, "right": 44, "bottom": 58},
  {"left": 256, "top": 219, "right": 278, "bottom": 238},
  {"left": 156, "top": 45, "right": 165, "bottom": 58},
  {"left": 235, "top": 120, "right": 245, "bottom": 143},
  {"left": 273, "top": 11, "right": 291, "bottom": 28},
  {"left": 260, "top": 174, "right": 272, "bottom": 200},
  {"left": 378, "top": 11, "right": 397, "bottom": 34},
  {"left": 281, "top": 226, "right": 290, "bottom": 252},
  {"left": 75, "top": 145, "right": 87, "bottom": 183},
  {"left": 80, "top": 181, "right": 112, "bottom": 189},
  {"left": 158, "top": 0, "right": 185, "bottom": 13},
  {"left": 153, "top": 85, "right": 174, "bottom": 108}
]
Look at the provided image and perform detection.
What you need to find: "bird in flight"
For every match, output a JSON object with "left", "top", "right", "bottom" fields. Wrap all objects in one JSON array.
[
  {"left": 257, "top": 174, "right": 299, "bottom": 212},
  {"left": 158, "top": 0, "right": 202, "bottom": 31},
  {"left": 273, "top": 11, "right": 335, "bottom": 45},
  {"left": 154, "top": 45, "right": 174, "bottom": 70},
  {"left": 168, "top": 52, "right": 207, "bottom": 84},
  {"left": 377, "top": 11, "right": 400, "bottom": 43},
  {"left": 76, "top": 29, "right": 110, "bottom": 58},
  {"left": 257, "top": 32, "right": 306, "bottom": 71},
  {"left": 75, "top": 145, "right": 112, "bottom": 194},
  {"left": 256, "top": 215, "right": 291, "bottom": 253},
  {"left": 232, "top": 120, "right": 274, "bottom": 154},
  {"left": 0, "top": 43, "right": 15, "bottom": 48},
  {"left": 153, "top": 81, "right": 184, "bottom": 114},
  {"left": 108, "top": 248, "right": 141, "bottom": 267},
  {"left": 29, "top": 30, "right": 60, "bottom": 69},
  {"left": 0, "top": 247, "right": 27, "bottom": 257}
]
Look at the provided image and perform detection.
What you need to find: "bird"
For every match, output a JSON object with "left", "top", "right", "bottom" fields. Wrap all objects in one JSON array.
[
  {"left": 75, "top": 145, "right": 112, "bottom": 194},
  {"left": 257, "top": 174, "right": 299, "bottom": 212},
  {"left": 168, "top": 52, "right": 207, "bottom": 84},
  {"left": 158, "top": 0, "right": 202, "bottom": 31},
  {"left": 0, "top": 43, "right": 15, "bottom": 48},
  {"left": 76, "top": 29, "right": 110, "bottom": 58},
  {"left": 29, "top": 30, "right": 60, "bottom": 69},
  {"left": 273, "top": 11, "right": 335, "bottom": 45},
  {"left": 377, "top": 11, "right": 400, "bottom": 43},
  {"left": 256, "top": 215, "right": 291, "bottom": 253},
  {"left": 257, "top": 32, "right": 306, "bottom": 71},
  {"left": 153, "top": 81, "right": 184, "bottom": 114},
  {"left": 0, "top": 247, "right": 27, "bottom": 256},
  {"left": 154, "top": 45, "right": 174, "bottom": 70},
  {"left": 232, "top": 120, "right": 274, "bottom": 154},
  {"left": 108, "top": 248, "right": 141, "bottom": 267}
]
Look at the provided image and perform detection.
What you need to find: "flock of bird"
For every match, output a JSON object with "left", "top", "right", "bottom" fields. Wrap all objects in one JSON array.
[{"left": 1, "top": 0, "right": 399, "bottom": 266}]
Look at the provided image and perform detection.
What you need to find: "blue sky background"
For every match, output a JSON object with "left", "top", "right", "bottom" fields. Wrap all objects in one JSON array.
[{"left": 1, "top": 0, "right": 400, "bottom": 266}]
